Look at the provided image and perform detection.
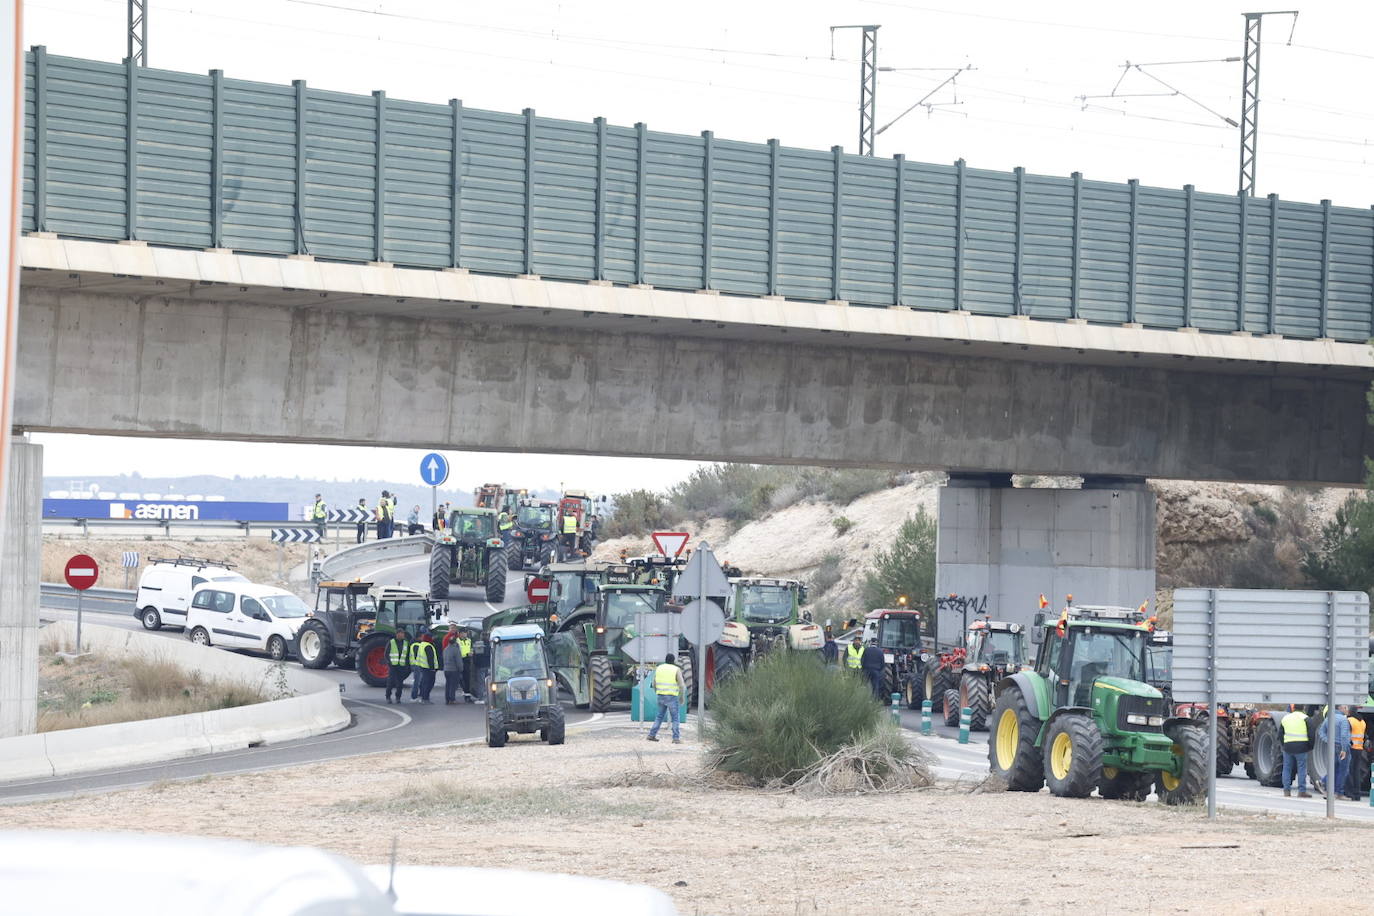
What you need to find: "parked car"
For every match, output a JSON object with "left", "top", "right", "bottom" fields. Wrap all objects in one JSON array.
[
  {"left": 185, "top": 581, "right": 311, "bottom": 661},
  {"left": 133, "top": 556, "right": 247, "bottom": 631}
]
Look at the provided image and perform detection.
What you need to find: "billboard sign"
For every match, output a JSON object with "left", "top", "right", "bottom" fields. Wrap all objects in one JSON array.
[{"left": 42, "top": 498, "right": 291, "bottom": 522}]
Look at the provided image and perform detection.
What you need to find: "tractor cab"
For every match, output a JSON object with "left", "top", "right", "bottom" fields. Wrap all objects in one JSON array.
[
  {"left": 594, "top": 582, "right": 666, "bottom": 647},
  {"left": 863, "top": 607, "right": 924, "bottom": 654},
  {"left": 539, "top": 561, "right": 611, "bottom": 628},
  {"left": 1032, "top": 605, "right": 1153, "bottom": 708},
  {"left": 443, "top": 508, "right": 499, "bottom": 544},
  {"left": 362, "top": 585, "right": 439, "bottom": 636},
  {"left": 728, "top": 577, "right": 809, "bottom": 627},
  {"left": 965, "top": 618, "right": 1027, "bottom": 678},
  {"left": 1146, "top": 629, "right": 1174, "bottom": 697},
  {"left": 312, "top": 580, "right": 377, "bottom": 621}
]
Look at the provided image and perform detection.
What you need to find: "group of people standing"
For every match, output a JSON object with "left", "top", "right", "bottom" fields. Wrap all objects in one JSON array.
[
  {"left": 383, "top": 624, "right": 479, "bottom": 705},
  {"left": 818, "top": 626, "right": 889, "bottom": 700},
  {"left": 1280, "top": 704, "right": 1368, "bottom": 800},
  {"left": 312, "top": 493, "right": 423, "bottom": 542}
]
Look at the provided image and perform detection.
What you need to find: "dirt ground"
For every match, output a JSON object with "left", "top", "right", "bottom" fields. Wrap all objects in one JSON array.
[
  {"left": 6, "top": 725, "right": 1373, "bottom": 914},
  {"left": 42, "top": 536, "right": 315, "bottom": 593}
]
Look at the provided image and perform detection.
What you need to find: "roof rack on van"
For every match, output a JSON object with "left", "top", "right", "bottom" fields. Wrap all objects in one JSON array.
[{"left": 147, "top": 556, "right": 237, "bottom": 570}]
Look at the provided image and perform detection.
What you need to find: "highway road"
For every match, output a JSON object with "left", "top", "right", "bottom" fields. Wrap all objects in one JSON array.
[
  {"left": 900, "top": 708, "right": 1374, "bottom": 822},
  {"left": 4, "top": 551, "right": 596, "bottom": 805}
]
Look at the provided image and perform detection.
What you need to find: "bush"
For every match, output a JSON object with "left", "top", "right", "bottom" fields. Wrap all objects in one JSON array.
[
  {"left": 703, "top": 651, "right": 881, "bottom": 784},
  {"left": 1303, "top": 492, "right": 1374, "bottom": 599},
  {"left": 811, "top": 553, "right": 842, "bottom": 596},
  {"left": 1253, "top": 503, "right": 1279, "bottom": 525},
  {"left": 603, "top": 489, "right": 675, "bottom": 538},
  {"left": 668, "top": 464, "right": 789, "bottom": 524},
  {"left": 832, "top": 516, "right": 853, "bottom": 536},
  {"left": 861, "top": 509, "right": 937, "bottom": 614}
]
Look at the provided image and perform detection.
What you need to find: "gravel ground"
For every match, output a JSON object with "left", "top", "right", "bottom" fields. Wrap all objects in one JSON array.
[{"left": 4, "top": 724, "right": 1372, "bottom": 914}]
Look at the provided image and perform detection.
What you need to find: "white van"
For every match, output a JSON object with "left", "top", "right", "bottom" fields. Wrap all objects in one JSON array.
[
  {"left": 133, "top": 557, "right": 248, "bottom": 631},
  {"left": 185, "top": 581, "right": 311, "bottom": 662}
]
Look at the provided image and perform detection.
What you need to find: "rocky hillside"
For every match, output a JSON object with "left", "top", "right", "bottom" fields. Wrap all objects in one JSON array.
[{"left": 593, "top": 475, "right": 1359, "bottom": 624}]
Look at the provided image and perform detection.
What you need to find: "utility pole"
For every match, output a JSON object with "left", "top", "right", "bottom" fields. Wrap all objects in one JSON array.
[
  {"left": 830, "top": 25, "right": 879, "bottom": 156},
  {"left": 1238, "top": 10, "right": 1298, "bottom": 196},
  {"left": 128, "top": 0, "right": 148, "bottom": 67}
]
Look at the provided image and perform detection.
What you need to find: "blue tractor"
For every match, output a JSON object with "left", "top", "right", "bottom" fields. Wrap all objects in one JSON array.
[{"left": 485, "top": 624, "right": 566, "bottom": 748}]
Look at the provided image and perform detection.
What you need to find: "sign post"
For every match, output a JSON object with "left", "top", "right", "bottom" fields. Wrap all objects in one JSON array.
[
  {"left": 420, "top": 452, "right": 450, "bottom": 533},
  {"left": 64, "top": 554, "right": 99, "bottom": 653},
  {"left": 672, "top": 541, "right": 730, "bottom": 731}
]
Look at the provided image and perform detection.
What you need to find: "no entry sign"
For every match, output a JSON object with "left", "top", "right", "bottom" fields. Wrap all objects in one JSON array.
[
  {"left": 64, "top": 554, "right": 99, "bottom": 590},
  {"left": 526, "top": 576, "right": 551, "bottom": 605}
]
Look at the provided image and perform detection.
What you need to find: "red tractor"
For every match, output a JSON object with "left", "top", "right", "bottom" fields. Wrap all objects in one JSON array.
[
  {"left": 555, "top": 489, "right": 604, "bottom": 560},
  {"left": 929, "top": 618, "right": 1029, "bottom": 730}
]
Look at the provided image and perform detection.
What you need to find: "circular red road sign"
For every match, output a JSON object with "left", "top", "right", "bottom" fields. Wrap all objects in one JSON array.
[
  {"left": 526, "top": 576, "right": 551, "bottom": 605},
  {"left": 64, "top": 554, "right": 100, "bottom": 591}
]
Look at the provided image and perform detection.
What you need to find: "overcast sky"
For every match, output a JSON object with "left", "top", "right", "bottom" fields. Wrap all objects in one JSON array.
[{"left": 24, "top": 0, "right": 1374, "bottom": 494}]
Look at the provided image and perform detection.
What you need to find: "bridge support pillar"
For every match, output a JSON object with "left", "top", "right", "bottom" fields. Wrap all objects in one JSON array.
[
  {"left": 934, "top": 474, "right": 1155, "bottom": 647},
  {"left": 0, "top": 437, "right": 41, "bottom": 737}
]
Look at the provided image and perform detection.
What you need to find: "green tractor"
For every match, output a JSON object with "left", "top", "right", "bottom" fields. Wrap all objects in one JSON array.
[
  {"left": 546, "top": 579, "right": 694, "bottom": 713},
  {"left": 708, "top": 577, "right": 820, "bottom": 692},
  {"left": 297, "top": 581, "right": 448, "bottom": 687},
  {"left": 988, "top": 603, "right": 1208, "bottom": 804},
  {"left": 507, "top": 498, "right": 559, "bottom": 571},
  {"left": 485, "top": 624, "right": 566, "bottom": 748},
  {"left": 429, "top": 507, "right": 507, "bottom": 603}
]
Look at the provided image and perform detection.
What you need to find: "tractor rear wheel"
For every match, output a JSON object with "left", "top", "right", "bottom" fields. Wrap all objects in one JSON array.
[
  {"left": 960, "top": 672, "right": 992, "bottom": 731},
  {"left": 925, "top": 666, "right": 953, "bottom": 713},
  {"left": 678, "top": 651, "right": 696, "bottom": 708},
  {"left": 988, "top": 686, "right": 1044, "bottom": 792},
  {"left": 296, "top": 620, "right": 333, "bottom": 670},
  {"left": 882, "top": 667, "right": 898, "bottom": 701},
  {"left": 545, "top": 704, "right": 566, "bottom": 745},
  {"left": 508, "top": 542, "right": 523, "bottom": 572},
  {"left": 904, "top": 675, "right": 922, "bottom": 710},
  {"left": 713, "top": 645, "right": 745, "bottom": 687},
  {"left": 485, "top": 550, "right": 508, "bottom": 604},
  {"left": 486, "top": 709, "right": 507, "bottom": 748},
  {"left": 942, "top": 689, "right": 960, "bottom": 727},
  {"left": 1215, "top": 719, "right": 1234, "bottom": 778},
  {"left": 1251, "top": 716, "right": 1283, "bottom": 787},
  {"left": 1043, "top": 714, "right": 1103, "bottom": 799},
  {"left": 1157, "top": 723, "right": 1208, "bottom": 805},
  {"left": 356, "top": 634, "right": 392, "bottom": 688},
  {"left": 1098, "top": 766, "right": 1152, "bottom": 801},
  {"left": 429, "top": 547, "right": 452, "bottom": 601},
  {"left": 589, "top": 654, "right": 615, "bottom": 713}
]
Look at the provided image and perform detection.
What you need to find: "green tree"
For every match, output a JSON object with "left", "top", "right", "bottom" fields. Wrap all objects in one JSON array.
[
  {"left": 861, "top": 509, "right": 936, "bottom": 614},
  {"left": 603, "top": 489, "right": 674, "bottom": 538},
  {"left": 1302, "top": 493, "right": 1374, "bottom": 598}
]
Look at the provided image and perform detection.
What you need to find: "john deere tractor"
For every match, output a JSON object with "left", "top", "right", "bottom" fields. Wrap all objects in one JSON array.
[
  {"left": 429, "top": 507, "right": 507, "bottom": 603},
  {"left": 485, "top": 624, "right": 565, "bottom": 748},
  {"left": 988, "top": 603, "right": 1208, "bottom": 804},
  {"left": 707, "top": 578, "right": 821, "bottom": 694},
  {"left": 297, "top": 581, "right": 448, "bottom": 687}
]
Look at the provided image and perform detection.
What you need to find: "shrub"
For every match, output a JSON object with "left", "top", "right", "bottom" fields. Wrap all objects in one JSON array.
[
  {"left": 820, "top": 468, "right": 891, "bottom": 505},
  {"left": 811, "top": 553, "right": 842, "bottom": 596},
  {"left": 1303, "top": 492, "right": 1374, "bottom": 599},
  {"left": 1253, "top": 503, "right": 1279, "bottom": 525},
  {"left": 832, "top": 516, "right": 854, "bottom": 536},
  {"left": 603, "top": 489, "right": 675, "bottom": 538},
  {"left": 861, "top": 509, "right": 937, "bottom": 614},
  {"left": 703, "top": 651, "right": 881, "bottom": 784}
]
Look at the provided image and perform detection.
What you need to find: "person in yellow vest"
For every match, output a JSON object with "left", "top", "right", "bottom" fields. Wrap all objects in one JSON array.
[
  {"left": 560, "top": 511, "right": 579, "bottom": 558},
  {"left": 498, "top": 510, "right": 514, "bottom": 534},
  {"left": 384, "top": 626, "right": 411, "bottom": 705},
  {"left": 457, "top": 628, "right": 475, "bottom": 702},
  {"left": 1281, "top": 706, "right": 1313, "bottom": 798},
  {"left": 408, "top": 632, "right": 439, "bottom": 704},
  {"left": 1346, "top": 711, "right": 1367, "bottom": 800},
  {"left": 845, "top": 636, "right": 865, "bottom": 672},
  {"left": 647, "top": 653, "right": 687, "bottom": 744},
  {"left": 311, "top": 494, "right": 327, "bottom": 538}
]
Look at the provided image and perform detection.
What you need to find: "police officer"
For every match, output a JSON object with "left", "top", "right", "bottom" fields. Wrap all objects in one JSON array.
[
  {"left": 647, "top": 653, "right": 687, "bottom": 744},
  {"left": 409, "top": 633, "right": 439, "bottom": 704},
  {"left": 311, "top": 494, "right": 327, "bottom": 539},
  {"left": 385, "top": 626, "right": 411, "bottom": 704}
]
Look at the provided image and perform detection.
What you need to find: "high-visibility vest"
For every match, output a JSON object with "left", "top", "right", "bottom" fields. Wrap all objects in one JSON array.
[
  {"left": 457, "top": 637, "right": 472, "bottom": 658},
  {"left": 498, "top": 513, "right": 513, "bottom": 531},
  {"left": 654, "top": 663, "right": 680, "bottom": 697},
  {"left": 562, "top": 514, "right": 578, "bottom": 534},
  {"left": 1350, "top": 716, "right": 1366, "bottom": 751},
  {"left": 845, "top": 644, "right": 863, "bottom": 670},
  {"left": 409, "top": 640, "right": 438, "bottom": 670},
  {"left": 312, "top": 500, "right": 326, "bottom": 520},
  {"left": 1282, "top": 710, "right": 1309, "bottom": 744},
  {"left": 388, "top": 638, "right": 408, "bottom": 666}
]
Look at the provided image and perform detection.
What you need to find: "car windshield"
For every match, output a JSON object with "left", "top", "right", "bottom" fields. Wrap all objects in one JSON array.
[
  {"left": 977, "top": 630, "right": 1022, "bottom": 664},
  {"left": 602, "top": 591, "right": 662, "bottom": 629},
  {"left": 448, "top": 512, "right": 495, "bottom": 538},
  {"left": 878, "top": 616, "right": 920, "bottom": 649},
  {"left": 491, "top": 638, "right": 547, "bottom": 681},
  {"left": 518, "top": 505, "right": 553, "bottom": 527},
  {"left": 261, "top": 594, "right": 310, "bottom": 618},
  {"left": 1067, "top": 627, "right": 1146, "bottom": 704},
  {"left": 737, "top": 585, "right": 795, "bottom": 623}
]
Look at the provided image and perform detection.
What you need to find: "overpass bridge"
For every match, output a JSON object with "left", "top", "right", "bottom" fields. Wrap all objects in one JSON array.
[{"left": 4, "top": 47, "right": 1374, "bottom": 738}]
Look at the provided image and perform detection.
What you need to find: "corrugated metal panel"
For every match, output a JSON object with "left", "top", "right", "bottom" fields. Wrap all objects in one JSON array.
[
  {"left": 19, "top": 50, "right": 1374, "bottom": 343},
  {"left": 642, "top": 129, "right": 704, "bottom": 290}
]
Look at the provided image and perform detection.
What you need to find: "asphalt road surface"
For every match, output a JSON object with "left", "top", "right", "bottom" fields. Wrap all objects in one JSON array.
[
  {"left": 6, "top": 552, "right": 596, "bottom": 804},
  {"left": 898, "top": 706, "right": 1374, "bottom": 822}
]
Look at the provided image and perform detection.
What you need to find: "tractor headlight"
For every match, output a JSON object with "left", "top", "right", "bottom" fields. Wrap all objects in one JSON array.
[
  {"left": 490, "top": 683, "right": 497, "bottom": 692},
  {"left": 596, "top": 626, "right": 605, "bottom": 634},
  {"left": 1148, "top": 715, "right": 1164, "bottom": 726},
  {"left": 1126, "top": 714, "right": 1148, "bottom": 725}
]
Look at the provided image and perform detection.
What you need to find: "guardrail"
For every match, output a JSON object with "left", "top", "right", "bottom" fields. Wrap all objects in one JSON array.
[
  {"left": 40, "top": 583, "right": 135, "bottom": 602},
  {"left": 42, "top": 516, "right": 416, "bottom": 541},
  {"left": 317, "top": 533, "right": 434, "bottom": 583}
]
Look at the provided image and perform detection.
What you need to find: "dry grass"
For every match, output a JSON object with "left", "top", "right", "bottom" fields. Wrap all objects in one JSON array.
[
  {"left": 788, "top": 727, "right": 936, "bottom": 795},
  {"left": 36, "top": 646, "right": 269, "bottom": 733},
  {"left": 333, "top": 780, "right": 669, "bottom": 821}
]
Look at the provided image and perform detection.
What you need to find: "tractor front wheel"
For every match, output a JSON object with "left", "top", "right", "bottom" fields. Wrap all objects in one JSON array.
[
  {"left": 507, "top": 542, "right": 523, "bottom": 572},
  {"left": 589, "top": 654, "right": 615, "bottom": 713},
  {"left": 988, "top": 686, "right": 1044, "bottom": 792},
  {"left": 959, "top": 672, "right": 992, "bottom": 731},
  {"left": 486, "top": 550, "right": 508, "bottom": 604},
  {"left": 545, "top": 704, "right": 566, "bottom": 745},
  {"left": 678, "top": 651, "right": 697, "bottom": 708},
  {"left": 486, "top": 709, "right": 507, "bottom": 748},
  {"left": 429, "top": 547, "right": 452, "bottom": 601},
  {"left": 942, "top": 689, "right": 960, "bottom": 727},
  {"left": 1157, "top": 723, "right": 1208, "bottom": 805},
  {"left": 356, "top": 634, "right": 392, "bottom": 688},
  {"left": 713, "top": 645, "right": 745, "bottom": 687},
  {"left": 296, "top": 620, "right": 333, "bottom": 669},
  {"left": 1043, "top": 714, "right": 1103, "bottom": 799}
]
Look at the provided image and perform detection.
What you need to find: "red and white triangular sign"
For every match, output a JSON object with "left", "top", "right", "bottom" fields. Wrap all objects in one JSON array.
[{"left": 651, "top": 531, "right": 690, "bottom": 557}]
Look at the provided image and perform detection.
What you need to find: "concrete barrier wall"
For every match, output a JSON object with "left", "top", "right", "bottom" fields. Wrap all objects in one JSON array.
[
  {"left": 0, "top": 622, "right": 349, "bottom": 782},
  {"left": 319, "top": 533, "right": 431, "bottom": 580}
]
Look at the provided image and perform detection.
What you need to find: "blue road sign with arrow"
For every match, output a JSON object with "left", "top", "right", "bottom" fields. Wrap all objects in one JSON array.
[{"left": 420, "top": 452, "right": 450, "bottom": 487}]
